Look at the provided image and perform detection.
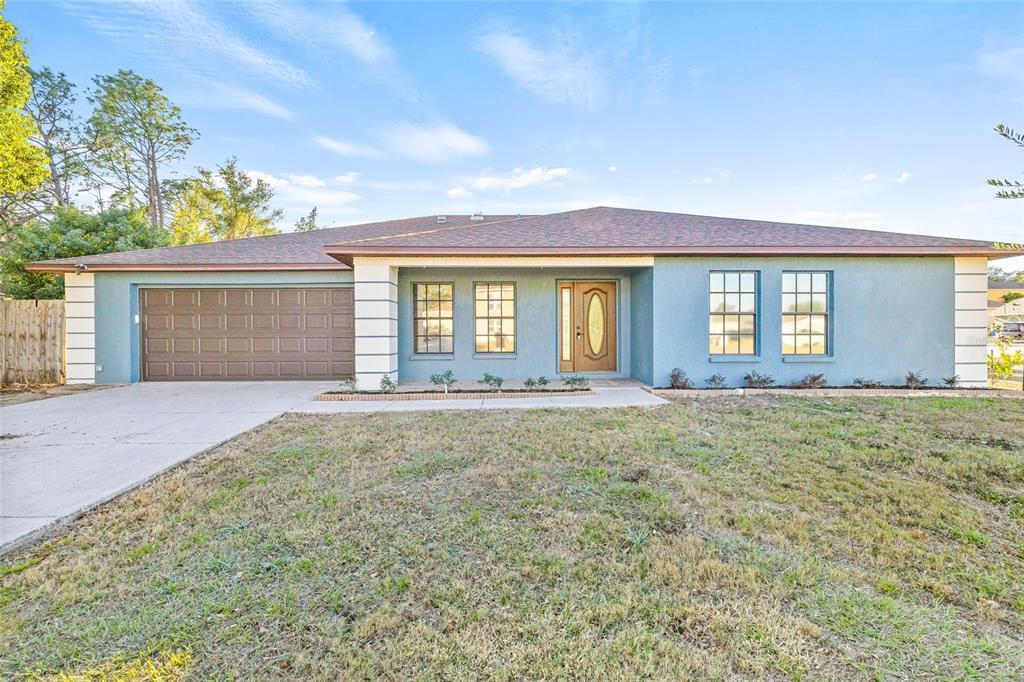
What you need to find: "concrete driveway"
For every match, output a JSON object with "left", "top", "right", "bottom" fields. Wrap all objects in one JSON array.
[{"left": 0, "top": 381, "right": 334, "bottom": 554}]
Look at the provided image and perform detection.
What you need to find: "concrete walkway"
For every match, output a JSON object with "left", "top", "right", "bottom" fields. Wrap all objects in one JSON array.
[
  {"left": 0, "top": 381, "right": 334, "bottom": 554},
  {"left": 292, "top": 381, "right": 669, "bottom": 413}
]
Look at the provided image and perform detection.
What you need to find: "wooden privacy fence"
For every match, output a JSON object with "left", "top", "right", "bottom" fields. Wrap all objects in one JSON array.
[{"left": 1, "top": 299, "right": 65, "bottom": 385}]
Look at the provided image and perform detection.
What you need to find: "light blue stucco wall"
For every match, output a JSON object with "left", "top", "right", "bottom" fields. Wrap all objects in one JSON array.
[
  {"left": 396, "top": 267, "right": 636, "bottom": 382},
  {"left": 629, "top": 267, "right": 654, "bottom": 385},
  {"left": 648, "top": 256, "right": 955, "bottom": 387},
  {"left": 89, "top": 257, "right": 955, "bottom": 388},
  {"left": 92, "top": 271, "right": 353, "bottom": 383}
]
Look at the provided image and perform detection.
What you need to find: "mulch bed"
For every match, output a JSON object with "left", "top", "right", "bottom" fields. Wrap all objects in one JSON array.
[{"left": 316, "top": 388, "right": 594, "bottom": 401}]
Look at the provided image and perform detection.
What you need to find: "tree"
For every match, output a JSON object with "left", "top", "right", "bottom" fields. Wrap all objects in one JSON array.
[
  {"left": 88, "top": 70, "right": 196, "bottom": 228},
  {"left": 988, "top": 266, "right": 1024, "bottom": 283},
  {"left": 1, "top": 207, "right": 168, "bottom": 298},
  {"left": 0, "top": 0, "right": 49, "bottom": 195},
  {"left": 293, "top": 206, "right": 319, "bottom": 232},
  {"left": 169, "top": 157, "right": 282, "bottom": 244},
  {"left": 987, "top": 124, "right": 1024, "bottom": 199},
  {"left": 25, "top": 68, "right": 96, "bottom": 208}
]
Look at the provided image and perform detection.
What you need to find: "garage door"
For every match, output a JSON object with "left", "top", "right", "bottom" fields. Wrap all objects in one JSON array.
[{"left": 140, "top": 287, "right": 354, "bottom": 380}]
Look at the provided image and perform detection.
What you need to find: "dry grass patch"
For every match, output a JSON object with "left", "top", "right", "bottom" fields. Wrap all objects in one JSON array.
[{"left": 2, "top": 397, "right": 1023, "bottom": 679}]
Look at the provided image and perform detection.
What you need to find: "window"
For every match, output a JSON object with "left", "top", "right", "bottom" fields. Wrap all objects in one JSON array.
[
  {"left": 709, "top": 271, "right": 757, "bottom": 355},
  {"left": 782, "top": 272, "right": 829, "bottom": 355},
  {"left": 413, "top": 283, "right": 453, "bottom": 353},
  {"left": 474, "top": 283, "right": 515, "bottom": 352}
]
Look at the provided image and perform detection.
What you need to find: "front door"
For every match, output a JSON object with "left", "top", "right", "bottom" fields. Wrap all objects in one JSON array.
[{"left": 558, "top": 281, "right": 617, "bottom": 373}]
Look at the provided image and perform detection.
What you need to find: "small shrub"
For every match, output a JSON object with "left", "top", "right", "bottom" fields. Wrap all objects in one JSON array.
[
  {"left": 905, "top": 369, "right": 928, "bottom": 389},
  {"left": 743, "top": 371, "right": 775, "bottom": 388},
  {"left": 337, "top": 378, "right": 358, "bottom": 393},
  {"left": 792, "top": 373, "right": 827, "bottom": 389},
  {"left": 669, "top": 368, "right": 693, "bottom": 389},
  {"left": 429, "top": 370, "right": 456, "bottom": 393},
  {"left": 853, "top": 377, "right": 883, "bottom": 389},
  {"left": 523, "top": 377, "right": 537, "bottom": 388},
  {"left": 562, "top": 375, "right": 589, "bottom": 389},
  {"left": 479, "top": 373, "right": 504, "bottom": 390},
  {"left": 536, "top": 376, "right": 549, "bottom": 386},
  {"left": 379, "top": 374, "right": 397, "bottom": 393},
  {"left": 942, "top": 375, "right": 961, "bottom": 388},
  {"left": 988, "top": 340, "right": 1024, "bottom": 380},
  {"left": 705, "top": 373, "right": 727, "bottom": 389}
]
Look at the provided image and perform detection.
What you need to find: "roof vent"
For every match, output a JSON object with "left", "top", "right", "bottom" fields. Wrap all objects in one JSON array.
[
  {"left": 436, "top": 215, "right": 447, "bottom": 224},
  {"left": 471, "top": 212, "right": 485, "bottom": 221}
]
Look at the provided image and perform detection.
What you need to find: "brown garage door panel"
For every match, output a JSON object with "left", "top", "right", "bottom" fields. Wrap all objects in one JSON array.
[{"left": 140, "top": 287, "right": 354, "bottom": 381}]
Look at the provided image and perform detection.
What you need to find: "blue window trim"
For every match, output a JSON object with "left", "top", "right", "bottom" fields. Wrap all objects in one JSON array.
[
  {"left": 707, "top": 269, "right": 760, "bottom": 358},
  {"left": 780, "top": 270, "right": 835, "bottom": 358}
]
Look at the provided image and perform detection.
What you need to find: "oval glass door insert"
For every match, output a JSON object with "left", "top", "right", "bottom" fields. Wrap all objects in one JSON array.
[{"left": 587, "top": 294, "right": 604, "bottom": 355}]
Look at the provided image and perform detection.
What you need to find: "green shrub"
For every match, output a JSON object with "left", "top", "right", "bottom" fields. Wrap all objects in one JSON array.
[
  {"left": 429, "top": 370, "right": 456, "bottom": 393},
  {"left": 562, "top": 375, "right": 589, "bottom": 389},
  {"left": 479, "top": 373, "right": 504, "bottom": 390},
  {"left": 853, "top": 377, "right": 883, "bottom": 389},
  {"left": 379, "top": 375, "right": 397, "bottom": 393},
  {"left": 537, "top": 376, "right": 549, "bottom": 386}
]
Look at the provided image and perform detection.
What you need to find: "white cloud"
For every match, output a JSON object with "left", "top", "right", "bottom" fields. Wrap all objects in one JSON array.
[
  {"left": 785, "top": 211, "right": 884, "bottom": 229},
  {"left": 313, "top": 136, "right": 383, "bottom": 159},
  {"left": 204, "top": 84, "right": 294, "bottom": 120},
  {"left": 365, "top": 179, "right": 438, "bottom": 191},
  {"left": 608, "top": 165, "right": 617, "bottom": 172},
  {"left": 243, "top": 0, "right": 417, "bottom": 100},
  {"left": 447, "top": 185, "right": 472, "bottom": 199},
  {"left": 862, "top": 173, "right": 879, "bottom": 182},
  {"left": 382, "top": 123, "right": 489, "bottom": 163},
  {"left": 694, "top": 168, "right": 730, "bottom": 184},
  {"left": 248, "top": 0, "right": 395, "bottom": 66},
  {"left": 475, "top": 31, "right": 602, "bottom": 107},
  {"left": 71, "top": 0, "right": 313, "bottom": 87},
  {"left": 246, "top": 170, "right": 361, "bottom": 209},
  {"left": 330, "top": 172, "right": 362, "bottom": 186},
  {"left": 287, "top": 174, "right": 327, "bottom": 188},
  {"left": 977, "top": 40, "right": 1024, "bottom": 82},
  {"left": 469, "top": 167, "right": 573, "bottom": 192},
  {"left": 897, "top": 172, "right": 912, "bottom": 185}
]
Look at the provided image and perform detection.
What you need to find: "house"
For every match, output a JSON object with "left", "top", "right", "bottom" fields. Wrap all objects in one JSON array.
[
  {"left": 26, "top": 207, "right": 1024, "bottom": 389},
  {"left": 989, "top": 278, "right": 1024, "bottom": 308}
]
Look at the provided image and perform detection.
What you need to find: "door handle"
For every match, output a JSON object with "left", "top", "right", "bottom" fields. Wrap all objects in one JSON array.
[{"left": 576, "top": 331, "right": 583, "bottom": 340}]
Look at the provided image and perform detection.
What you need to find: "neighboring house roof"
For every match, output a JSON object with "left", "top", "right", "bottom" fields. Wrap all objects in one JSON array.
[
  {"left": 989, "top": 279, "right": 1024, "bottom": 290},
  {"left": 25, "top": 207, "right": 1024, "bottom": 272}
]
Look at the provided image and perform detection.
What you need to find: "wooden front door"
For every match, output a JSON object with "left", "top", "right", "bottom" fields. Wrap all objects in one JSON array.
[{"left": 558, "top": 281, "right": 617, "bottom": 373}]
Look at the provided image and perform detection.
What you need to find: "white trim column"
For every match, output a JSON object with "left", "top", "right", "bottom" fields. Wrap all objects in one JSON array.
[
  {"left": 353, "top": 258, "right": 398, "bottom": 391},
  {"left": 953, "top": 257, "right": 988, "bottom": 388},
  {"left": 64, "top": 272, "right": 96, "bottom": 384}
]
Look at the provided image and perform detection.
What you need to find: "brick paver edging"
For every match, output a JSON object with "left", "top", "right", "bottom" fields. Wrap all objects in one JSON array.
[
  {"left": 316, "top": 389, "right": 594, "bottom": 401},
  {"left": 650, "top": 388, "right": 1024, "bottom": 398}
]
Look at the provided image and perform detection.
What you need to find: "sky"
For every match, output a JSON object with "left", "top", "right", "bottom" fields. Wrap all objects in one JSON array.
[{"left": 8, "top": 1, "right": 1024, "bottom": 269}]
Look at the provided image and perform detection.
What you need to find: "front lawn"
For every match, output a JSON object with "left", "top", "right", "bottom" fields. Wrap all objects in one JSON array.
[{"left": 2, "top": 397, "right": 1023, "bottom": 679}]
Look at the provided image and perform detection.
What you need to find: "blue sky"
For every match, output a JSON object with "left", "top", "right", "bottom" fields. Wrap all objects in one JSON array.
[{"left": 8, "top": 1, "right": 1024, "bottom": 267}]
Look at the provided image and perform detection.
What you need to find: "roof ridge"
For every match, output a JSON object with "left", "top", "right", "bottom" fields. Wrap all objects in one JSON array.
[{"left": 326, "top": 214, "right": 536, "bottom": 246}]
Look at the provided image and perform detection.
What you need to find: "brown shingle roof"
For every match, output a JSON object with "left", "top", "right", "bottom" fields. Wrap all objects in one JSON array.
[
  {"left": 325, "top": 207, "right": 1023, "bottom": 260},
  {"left": 26, "top": 215, "right": 522, "bottom": 272},
  {"left": 27, "top": 207, "right": 1023, "bottom": 272}
]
